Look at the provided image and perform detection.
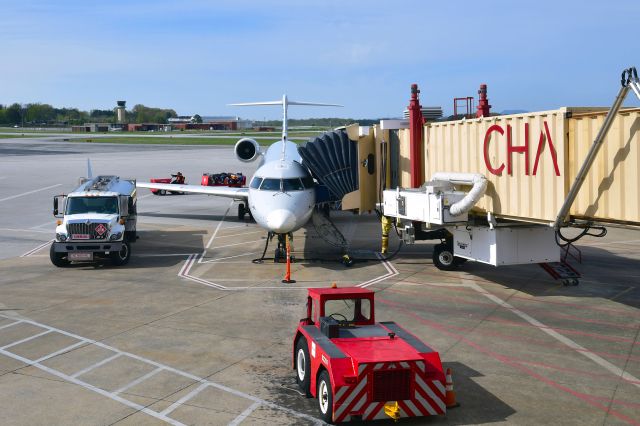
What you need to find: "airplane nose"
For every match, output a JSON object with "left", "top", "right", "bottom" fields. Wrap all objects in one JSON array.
[{"left": 266, "top": 209, "right": 297, "bottom": 233}]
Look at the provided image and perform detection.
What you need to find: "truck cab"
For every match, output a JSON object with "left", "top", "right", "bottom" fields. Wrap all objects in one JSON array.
[
  {"left": 293, "top": 286, "right": 446, "bottom": 423},
  {"left": 50, "top": 175, "right": 137, "bottom": 267}
]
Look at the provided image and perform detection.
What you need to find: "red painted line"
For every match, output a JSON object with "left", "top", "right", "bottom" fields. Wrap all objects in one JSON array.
[
  {"left": 384, "top": 287, "right": 640, "bottom": 330},
  {"left": 501, "top": 354, "right": 640, "bottom": 386},
  {"left": 396, "top": 278, "right": 640, "bottom": 318},
  {"left": 481, "top": 316, "right": 638, "bottom": 345},
  {"left": 378, "top": 298, "right": 640, "bottom": 426}
]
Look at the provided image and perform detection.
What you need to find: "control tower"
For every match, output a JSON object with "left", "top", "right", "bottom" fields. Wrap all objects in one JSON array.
[{"left": 116, "top": 101, "right": 126, "bottom": 124}]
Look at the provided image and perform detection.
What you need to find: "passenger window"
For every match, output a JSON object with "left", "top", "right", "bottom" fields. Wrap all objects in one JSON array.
[
  {"left": 260, "top": 178, "right": 281, "bottom": 191},
  {"left": 282, "top": 178, "right": 304, "bottom": 191},
  {"left": 250, "top": 177, "right": 263, "bottom": 189},
  {"left": 302, "top": 177, "right": 315, "bottom": 189}
]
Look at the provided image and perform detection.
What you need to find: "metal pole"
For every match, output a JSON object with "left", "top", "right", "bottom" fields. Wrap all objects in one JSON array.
[{"left": 553, "top": 72, "right": 633, "bottom": 229}]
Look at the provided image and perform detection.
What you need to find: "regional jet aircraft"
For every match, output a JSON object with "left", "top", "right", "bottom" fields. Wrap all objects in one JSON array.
[{"left": 136, "top": 95, "right": 342, "bottom": 258}]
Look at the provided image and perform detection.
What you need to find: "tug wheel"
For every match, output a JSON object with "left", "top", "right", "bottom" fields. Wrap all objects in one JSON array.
[
  {"left": 295, "top": 338, "right": 311, "bottom": 397},
  {"left": 317, "top": 370, "right": 334, "bottom": 423}
]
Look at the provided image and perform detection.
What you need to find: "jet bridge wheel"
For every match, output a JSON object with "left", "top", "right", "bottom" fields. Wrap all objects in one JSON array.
[{"left": 433, "top": 243, "right": 463, "bottom": 271}]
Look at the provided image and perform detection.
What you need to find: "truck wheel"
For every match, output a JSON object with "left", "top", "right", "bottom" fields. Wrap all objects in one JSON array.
[
  {"left": 317, "top": 370, "right": 334, "bottom": 424},
  {"left": 295, "top": 338, "right": 311, "bottom": 397},
  {"left": 49, "top": 244, "right": 70, "bottom": 267},
  {"left": 110, "top": 242, "right": 131, "bottom": 266},
  {"left": 159, "top": 189, "right": 166, "bottom": 196},
  {"left": 433, "top": 243, "right": 459, "bottom": 271}
]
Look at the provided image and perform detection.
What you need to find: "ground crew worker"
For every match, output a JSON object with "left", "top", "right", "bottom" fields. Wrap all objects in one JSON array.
[{"left": 171, "top": 172, "right": 185, "bottom": 184}]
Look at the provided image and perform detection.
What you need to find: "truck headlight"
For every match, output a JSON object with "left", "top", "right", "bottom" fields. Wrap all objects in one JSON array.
[
  {"left": 109, "top": 232, "right": 123, "bottom": 241},
  {"left": 56, "top": 233, "right": 67, "bottom": 242}
]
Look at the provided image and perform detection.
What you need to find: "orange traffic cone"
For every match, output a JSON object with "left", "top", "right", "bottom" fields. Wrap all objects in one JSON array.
[{"left": 444, "top": 368, "right": 460, "bottom": 409}]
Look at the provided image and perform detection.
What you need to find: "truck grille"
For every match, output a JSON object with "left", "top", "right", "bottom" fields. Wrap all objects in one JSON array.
[
  {"left": 67, "top": 222, "right": 109, "bottom": 240},
  {"left": 372, "top": 369, "right": 411, "bottom": 402}
]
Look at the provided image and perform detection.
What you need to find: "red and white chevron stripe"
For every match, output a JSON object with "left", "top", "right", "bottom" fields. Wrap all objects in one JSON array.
[{"left": 333, "top": 360, "right": 445, "bottom": 423}]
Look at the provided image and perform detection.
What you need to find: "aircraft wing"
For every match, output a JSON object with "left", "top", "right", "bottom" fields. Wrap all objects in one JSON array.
[{"left": 136, "top": 182, "right": 249, "bottom": 200}]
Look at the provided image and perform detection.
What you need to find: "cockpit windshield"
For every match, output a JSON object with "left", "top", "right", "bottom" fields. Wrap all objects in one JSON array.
[
  {"left": 254, "top": 177, "right": 312, "bottom": 192},
  {"left": 282, "top": 178, "right": 304, "bottom": 191},
  {"left": 260, "top": 178, "right": 281, "bottom": 191}
]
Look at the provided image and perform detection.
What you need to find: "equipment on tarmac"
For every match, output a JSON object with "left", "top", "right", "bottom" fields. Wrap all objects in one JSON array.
[
  {"left": 201, "top": 172, "right": 246, "bottom": 187},
  {"left": 51, "top": 174, "right": 137, "bottom": 267},
  {"left": 149, "top": 174, "right": 188, "bottom": 195},
  {"left": 293, "top": 286, "right": 450, "bottom": 423}
]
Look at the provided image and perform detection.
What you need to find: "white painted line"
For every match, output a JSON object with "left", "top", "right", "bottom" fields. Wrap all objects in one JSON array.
[
  {"left": 205, "top": 201, "right": 234, "bottom": 249},
  {"left": 161, "top": 382, "right": 210, "bottom": 416},
  {"left": 357, "top": 253, "right": 399, "bottom": 288},
  {"left": 228, "top": 401, "right": 261, "bottom": 426},
  {"left": 20, "top": 239, "right": 54, "bottom": 257},
  {"left": 458, "top": 274, "right": 640, "bottom": 390},
  {"left": 0, "top": 228, "right": 52, "bottom": 234},
  {"left": 137, "top": 253, "right": 193, "bottom": 258},
  {"left": 71, "top": 353, "right": 121, "bottom": 378},
  {"left": 214, "top": 230, "right": 264, "bottom": 239},
  {"left": 29, "top": 221, "right": 55, "bottom": 230},
  {"left": 199, "top": 252, "right": 256, "bottom": 263},
  {"left": 0, "top": 313, "right": 322, "bottom": 425},
  {"left": 114, "top": 367, "right": 163, "bottom": 395},
  {"left": 210, "top": 239, "right": 263, "bottom": 250},
  {"left": 0, "top": 184, "right": 62, "bottom": 203},
  {"left": 35, "top": 340, "right": 86, "bottom": 363},
  {"left": 0, "top": 348, "right": 186, "bottom": 426},
  {"left": 1, "top": 330, "right": 51, "bottom": 350},
  {"left": 0, "top": 320, "right": 23, "bottom": 331},
  {"left": 198, "top": 200, "right": 234, "bottom": 263}
]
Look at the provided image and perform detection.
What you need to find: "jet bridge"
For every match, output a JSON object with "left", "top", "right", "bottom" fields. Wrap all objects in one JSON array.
[{"left": 380, "top": 67, "right": 640, "bottom": 285}]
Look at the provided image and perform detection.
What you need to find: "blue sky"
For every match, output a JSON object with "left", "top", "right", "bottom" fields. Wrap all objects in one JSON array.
[{"left": 1, "top": 0, "right": 638, "bottom": 119}]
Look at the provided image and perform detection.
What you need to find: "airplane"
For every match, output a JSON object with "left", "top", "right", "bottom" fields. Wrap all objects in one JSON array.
[{"left": 136, "top": 95, "right": 342, "bottom": 260}]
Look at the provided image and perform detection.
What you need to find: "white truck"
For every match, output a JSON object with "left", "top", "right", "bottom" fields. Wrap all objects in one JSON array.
[{"left": 50, "top": 175, "right": 137, "bottom": 267}]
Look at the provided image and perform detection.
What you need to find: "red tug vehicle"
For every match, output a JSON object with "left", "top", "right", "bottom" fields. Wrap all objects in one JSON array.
[{"left": 293, "top": 286, "right": 449, "bottom": 423}]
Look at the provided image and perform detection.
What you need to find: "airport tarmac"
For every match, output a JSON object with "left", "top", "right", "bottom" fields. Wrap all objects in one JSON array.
[{"left": 0, "top": 136, "right": 639, "bottom": 425}]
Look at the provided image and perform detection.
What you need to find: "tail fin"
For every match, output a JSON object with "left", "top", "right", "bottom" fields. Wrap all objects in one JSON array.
[{"left": 229, "top": 94, "right": 342, "bottom": 160}]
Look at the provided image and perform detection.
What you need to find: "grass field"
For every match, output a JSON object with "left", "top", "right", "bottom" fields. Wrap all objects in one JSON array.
[
  {"left": 57, "top": 136, "right": 311, "bottom": 145},
  {"left": 0, "top": 134, "right": 31, "bottom": 139}
]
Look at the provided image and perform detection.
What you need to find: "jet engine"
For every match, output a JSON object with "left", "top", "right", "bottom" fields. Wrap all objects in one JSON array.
[{"left": 234, "top": 138, "right": 261, "bottom": 162}]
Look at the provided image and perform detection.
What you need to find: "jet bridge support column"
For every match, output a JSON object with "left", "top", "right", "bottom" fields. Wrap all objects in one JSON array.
[
  {"left": 408, "top": 84, "right": 425, "bottom": 188},
  {"left": 554, "top": 67, "right": 640, "bottom": 229}
]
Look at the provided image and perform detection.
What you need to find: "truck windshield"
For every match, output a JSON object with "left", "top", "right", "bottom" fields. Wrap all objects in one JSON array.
[
  {"left": 66, "top": 197, "right": 119, "bottom": 215},
  {"left": 325, "top": 298, "right": 371, "bottom": 322}
]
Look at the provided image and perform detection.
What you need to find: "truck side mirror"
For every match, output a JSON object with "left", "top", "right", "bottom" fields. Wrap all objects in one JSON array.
[
  {"left": 53, "top": 195, "right": 66, "bottom": 218},
  {"left": 119, "top": 195, "right": 129, "bottom": 217}
]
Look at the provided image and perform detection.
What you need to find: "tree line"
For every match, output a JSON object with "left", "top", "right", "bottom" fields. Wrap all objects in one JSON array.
[{"left": 0, "top": 103, "right": 177, "bottom": 126}]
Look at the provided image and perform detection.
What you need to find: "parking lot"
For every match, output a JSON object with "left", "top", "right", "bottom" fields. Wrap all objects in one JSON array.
[{"left": 0, "top": 138, "right": 638, "bottom": 425}]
